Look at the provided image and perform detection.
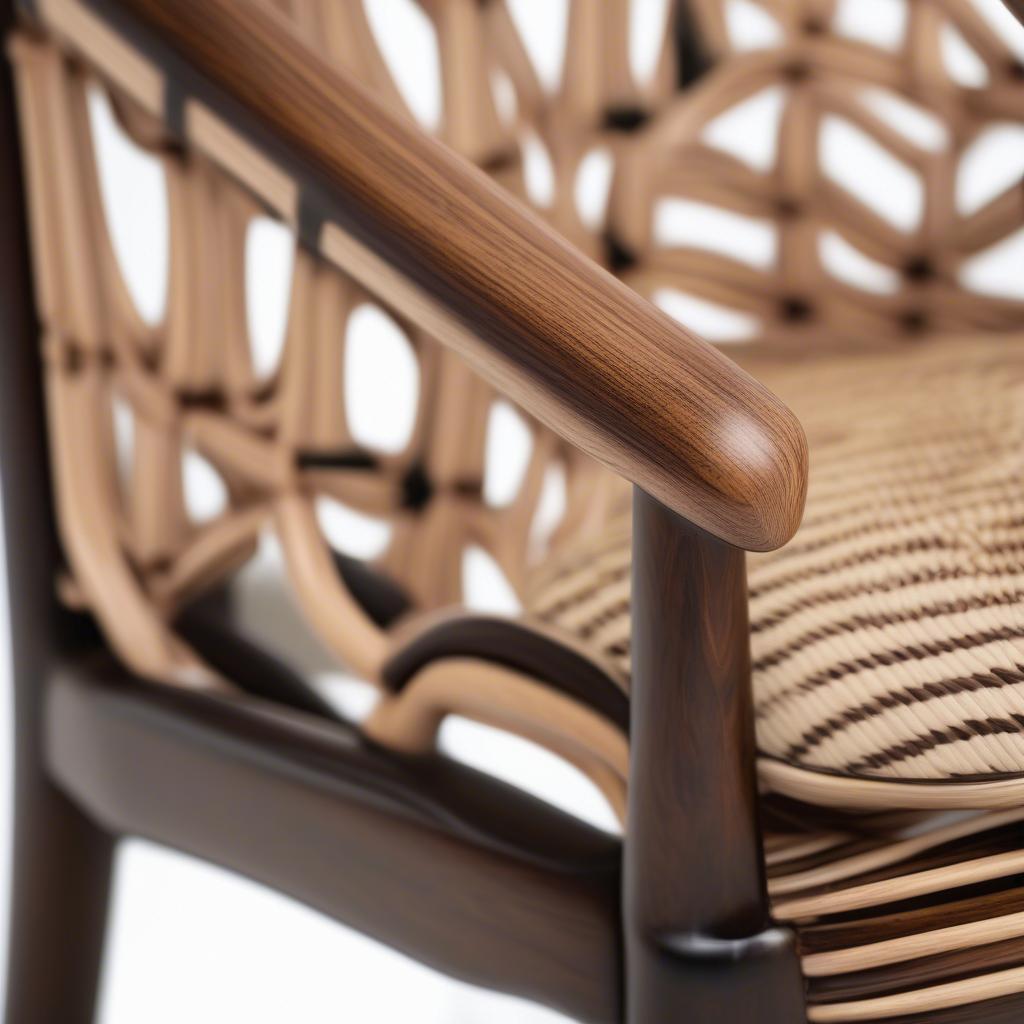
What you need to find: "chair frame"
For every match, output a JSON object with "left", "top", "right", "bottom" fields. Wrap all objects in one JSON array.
[{"left": 1, "top": 0, "right": 816, "bottom": 1021}]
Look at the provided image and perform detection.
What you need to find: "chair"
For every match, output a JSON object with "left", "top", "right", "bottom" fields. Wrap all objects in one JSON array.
[{"left": 2, "top": 0, "right": 1023, "bottom": 1021}]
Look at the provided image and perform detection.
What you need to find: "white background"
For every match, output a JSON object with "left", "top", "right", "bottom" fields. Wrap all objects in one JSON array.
[{"left": 2, "top": 0, "right": 1024, "bottom": 1020}]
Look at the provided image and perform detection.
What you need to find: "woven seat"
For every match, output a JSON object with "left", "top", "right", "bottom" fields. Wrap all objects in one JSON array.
[
  {"left": 527, "top": 335, "right": 1024, "bottom": 785},
  {"left": 7, "top": 0, "right": 1024, "bottom": 1021}
]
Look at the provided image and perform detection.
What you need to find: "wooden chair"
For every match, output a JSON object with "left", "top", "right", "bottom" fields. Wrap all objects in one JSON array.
[{"left": 2, "top": 1, "right": 1023, "bottom": 1021}]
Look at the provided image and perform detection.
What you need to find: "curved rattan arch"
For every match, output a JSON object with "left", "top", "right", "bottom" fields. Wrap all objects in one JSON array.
[{"left": 9, "top": 3, "right": 1024, "bottom": 1020}]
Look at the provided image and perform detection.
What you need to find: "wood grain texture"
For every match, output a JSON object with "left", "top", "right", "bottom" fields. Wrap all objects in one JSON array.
[
  {"left": 46, "top": 647, "right": 622, "bottom": 1024},
  {"left": 625, "top": 488, "right": 805, "bottom": 1022},
  {"left": 98, "top": 0, "right": 807, "bottom": 551}
]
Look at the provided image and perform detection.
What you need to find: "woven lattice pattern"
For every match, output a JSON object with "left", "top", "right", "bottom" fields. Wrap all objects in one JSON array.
[
  {"left": 263, "top": 0, "right": 693, "bottom": 262},
  {"left": 611, "top": 0, "right": 1024, "bottom": 348},
  {"left": 268, "top": 0, "right": 1024, "bottom": 351},
  {"left": 528, "top": 335, "right": 1024, "bottom": 781},
  {"left": 12, "top": 5, "right": 1024, "bottom": 1019},
  {"left": 9, "top": 34, "right": 608, "bottom": 690},
  {"left": 12, "top": 1, "right": 1024, "bottom": 790}
]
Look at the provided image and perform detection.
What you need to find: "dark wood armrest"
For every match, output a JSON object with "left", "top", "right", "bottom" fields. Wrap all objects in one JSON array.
[{"left": 68, "top": 0, "right": 809, "bottom": 550}]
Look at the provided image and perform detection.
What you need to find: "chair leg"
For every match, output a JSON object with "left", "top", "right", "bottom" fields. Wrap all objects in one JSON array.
[
  {"left": 625, "top": 490, "right": 805, "bottom": 1022},
  {"left": 4, "top": 754, "right": 114, "bottom": 1024}
]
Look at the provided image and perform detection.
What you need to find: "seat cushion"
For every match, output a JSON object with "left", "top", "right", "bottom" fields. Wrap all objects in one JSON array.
[{"left": 527, "top": 337, "right": 1024, "bottom": 783}]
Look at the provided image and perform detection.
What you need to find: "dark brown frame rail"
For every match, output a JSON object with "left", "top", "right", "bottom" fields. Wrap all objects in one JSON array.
[{"left": 0, "top": 0, "right": 809, "bottom": 1021}]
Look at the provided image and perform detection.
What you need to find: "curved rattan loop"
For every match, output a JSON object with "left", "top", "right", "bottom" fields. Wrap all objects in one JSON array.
[
  {"left": 10, "top": 29, "right": 617, "bottom": 695},
  {"left": 363, "top": 656, "right": 629, "bottom": 821},
  {"left": 11, "top": 3, "right": 1024, "bottom": 1021}
]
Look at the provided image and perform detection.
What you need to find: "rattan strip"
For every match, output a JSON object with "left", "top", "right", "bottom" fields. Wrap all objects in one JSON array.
[
  {"left": 768, "top": 807, "right": 1024, "bottom": 897},
  {"left": 759, "top": 760, "right": 1024, "bottom": 811},
  {"left": 10, "top": 11, "right": 601, "bottom": 641},
  {"left": 613, "top": 0, "right": 1024, "bottom": 350},
  {"left": 764, "top": 812, "right": 1024, "bottom": 1017},
  {"left": 774, "top": 850, "right": 1024, "bottom": 920},
  {"left": 8, "top": 4, "right": 630, "bottom": 814},
  {"left": 802, "top": 910, "right": 1024, "bottom": 978},
  {"left": 806, "top": 964, "right": 1024, "bottom": 1022},
  {"left": 757, "top": 814, "right": 1024, "bottom": 1016},
  {"left": 15, "top": 7, "right": 1024, "bottom": 1017},
  {"left": 32, "top": 0, "right": 1024, "bottom": 792}
]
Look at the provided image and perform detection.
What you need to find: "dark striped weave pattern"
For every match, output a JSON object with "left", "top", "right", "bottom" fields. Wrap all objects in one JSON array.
[{"left": 526, "top": 337, "right": 1024, "bottom": 782}]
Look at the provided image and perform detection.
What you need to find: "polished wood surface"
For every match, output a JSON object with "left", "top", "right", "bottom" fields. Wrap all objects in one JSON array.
[
  {"left": 625, "top": 488, "right": 804, "bottom": 1022},
  {"left": 90, "top": 0, "right": 807, "bottom": 551},
  {"left": 0, "top": 6, "right": 115, "bottom": 1017},
  {"left": 47, "top": 647, "right": 623, "bottom": 1023},
  {"left": 7, "top": 2, "right": 1024, "bottom": 1021}
]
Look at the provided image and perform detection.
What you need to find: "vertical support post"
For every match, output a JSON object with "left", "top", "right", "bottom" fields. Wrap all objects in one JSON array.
[
  {"left": 625, "top": 488, "right": 804, "bottom": 1023},
  {"left": 0, "top": 8, "right": 115, "bottom": 1021}
]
